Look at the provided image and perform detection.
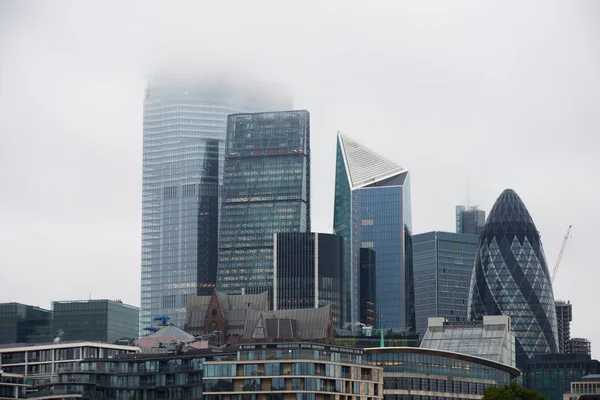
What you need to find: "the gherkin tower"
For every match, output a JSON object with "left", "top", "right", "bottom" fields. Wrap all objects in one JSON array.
[{"left": 468, "top": 189, "right": 558, "bottom": 367}]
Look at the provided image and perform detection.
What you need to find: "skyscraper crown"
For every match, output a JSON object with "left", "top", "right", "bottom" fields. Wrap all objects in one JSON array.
[
  {"left": 485, "top": 189, "right": 536, "bottom": 229},
  {"left": 337, "top": 133, "right": 406, "bottom": 189}
]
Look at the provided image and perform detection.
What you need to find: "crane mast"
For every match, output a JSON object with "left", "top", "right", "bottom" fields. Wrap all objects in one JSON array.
[{"left": 552, "top": 225, "right": 572, "bottom": 284}]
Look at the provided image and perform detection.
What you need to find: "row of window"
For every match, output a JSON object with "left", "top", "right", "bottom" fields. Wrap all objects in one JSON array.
[
  {"left": 367, "top": 352, "right": 511, "bottom": 384},
  {"left": 384, "top": 376, "right": 492, "bottom": 394},
  {"left": 0, "top": 347, "right": 129, "bottom": 365},
  {"left": 204, "top": 377, "right": 375, "bottom": 395}
]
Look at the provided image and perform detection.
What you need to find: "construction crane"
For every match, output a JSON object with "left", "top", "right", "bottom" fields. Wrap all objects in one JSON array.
[{"left": 552, "top": 225, "right": 573, "bottom": 284}]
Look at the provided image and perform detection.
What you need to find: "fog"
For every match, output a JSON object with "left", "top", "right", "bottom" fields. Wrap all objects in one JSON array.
[{"left": 0, "top": 1, "right": 599, "bottom": 352}]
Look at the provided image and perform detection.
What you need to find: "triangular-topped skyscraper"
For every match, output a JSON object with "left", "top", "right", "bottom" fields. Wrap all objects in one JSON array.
[
  {"left": 337, "top": 133, "right": 407, "bottom": 189},
  {"left": 333, "top": 132, "right": 415, "bottom": 331}
]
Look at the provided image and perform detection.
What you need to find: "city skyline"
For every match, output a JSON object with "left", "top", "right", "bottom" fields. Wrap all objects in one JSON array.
[{"left": 1, "top": 1, "right": 598, "bottom": 354}]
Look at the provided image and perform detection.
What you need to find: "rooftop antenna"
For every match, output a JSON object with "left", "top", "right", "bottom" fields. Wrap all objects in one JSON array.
[{"left": 467, "top": 176, "right": 471, "bottom": 207}]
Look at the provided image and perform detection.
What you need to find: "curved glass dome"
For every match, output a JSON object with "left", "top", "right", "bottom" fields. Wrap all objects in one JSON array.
[{"left": 468, "top": 189, "right": 558, "bottom": 367}]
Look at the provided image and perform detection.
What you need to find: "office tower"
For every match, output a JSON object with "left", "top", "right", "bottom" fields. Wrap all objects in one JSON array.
[
  {"left": 468, "top": 189, "right": 558, "bottom": 367},
  {"left": 0, "top": 303, "right": 52, "bottom": 344},
  {"left": 556, "top": 300, "right": 572, "bottom": 354},
  {"left": 52, "top": 300, "right": 139, "bottom": 343},
  {"left": 333, "top": 133, "right": 414, "bottom": 330},
  {"left": 359, "top": 248, "right": 376, "bottom": 327},
  {"left": 217, "top": 111, "right": 310, "bottom": 296},
  {"left": 523, "top": 354, "right": 600, "bottom": 400},
  {"left": 456, "top": 205, "right": 486, "bottom": 235},
  {"left": 555, "top": 300, "right": 592, "bottom": 356},
  {"left": 141, "top": 78, "right": 291, "bottom": 331},
  {"left": 273, "top": 232, "right": 345, "bottom": 328},
  {"left": 413, "top": 231, "right": 479, "bottom": 339}
]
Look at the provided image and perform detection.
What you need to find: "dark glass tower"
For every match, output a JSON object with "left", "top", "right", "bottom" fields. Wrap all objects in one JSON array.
[
  {"left": 273, "top": 232, "right": 345, "bottom": 328},
  {"left": 52, "top": 300, "right": 139, "bottom": 343},
  {"left": 141, "top": 78, "right": 291, "bottom": 331},
  {"left": 468, "top": 189, "right": 558, "bottom": 367},
  {"left": 456, "top": 206, "right": 486, "bottom": 235},
  {"left": 217, "top": 110, "right": 310, "bottom": 295},
  {"left": 358, "top": 248, "right": 376, "bottom": 327},
  {"left": 0, "top": 303, "right": 52, "bottom": 344},
  {"left": 413, "top": 231, "right": 479, "bottom": 339},
  {"left": 333, "top": 133, "right": 414, "bottom": 330}
]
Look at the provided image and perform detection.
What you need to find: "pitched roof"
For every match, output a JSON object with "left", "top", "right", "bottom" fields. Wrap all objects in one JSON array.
[
  {"left": 146, "top": 325, "right": 195, "bottom": 341},
  {"left": 184, "top": 291, "right": 270, "bottom": 334},
  {"left": 227, "top": 292, "right": 270, "bottom": 311},
  {"left": 338, "top": 132, "right": 407, "bottom": 189},
  {"left": 242, "top": 306, "right": 331, "bottom": 340}
]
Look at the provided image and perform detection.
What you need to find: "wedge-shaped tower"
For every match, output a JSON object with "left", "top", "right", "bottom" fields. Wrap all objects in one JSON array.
[
  {"left": 333, "top": 133, "right": 415, "bottom": 330},
  {"left": 468, "top": 189, "right": 558, "bottom": 367}
]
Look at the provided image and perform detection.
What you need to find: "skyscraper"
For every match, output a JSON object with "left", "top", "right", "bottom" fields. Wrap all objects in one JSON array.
[
  {"left": 217, "top": 110, "right": 310, "bottom": 296},
  {"left": 468, "top": 189, "right": 558, "bottom": 367},
  {"left": 141, "top": 78, "right": 290, "bottom": 331},
  {"left": 333, "top": 133, "right": 414, "bottom": 330},
  {"left": 555, "top": 300, "right": 592, "bottom": 356},
  {"left": 556, "top": 300, "right": 572, "bottom": 354},
  {"left": 456, "top": 205, "right": 486, "bottom": 235},
  {"left": 412, "top": 231, "right": 479, "bottom": 339},
  {"left": 273, "top": 232, "right": 345, "bottom": 328}
]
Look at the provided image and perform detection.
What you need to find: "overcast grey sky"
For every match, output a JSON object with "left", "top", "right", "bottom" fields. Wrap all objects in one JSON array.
[{"left": 0, "top": 1, "right": 598, "bottom": 352}]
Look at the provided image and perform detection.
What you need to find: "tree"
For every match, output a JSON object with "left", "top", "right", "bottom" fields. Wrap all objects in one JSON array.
[{"left": 482, "top": 381, "right": 547, "bottom": 400}]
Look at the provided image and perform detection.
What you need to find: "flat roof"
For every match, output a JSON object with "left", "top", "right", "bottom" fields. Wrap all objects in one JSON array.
[
  {"left": 579, "top": 375, "right": 600, "bottom": 381},
  {"left": 364, "top": 347, "right": 520, "bottom": 378},
  {"left": 0, "top": 341, "right": 139, "bottom": 353}
]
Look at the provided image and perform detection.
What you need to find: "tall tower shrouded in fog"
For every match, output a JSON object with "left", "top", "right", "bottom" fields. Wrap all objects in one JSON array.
[
  {"left": 468, "top": 189, "right": 558, "bottom": 367},
  {"left": 140, "top": 78, "right": 291, "bottom": 332},
  {"left": 333, "top": 133, "right": 414, "bottom": 330},
  {"left": 456, "top": 205, "right": 485, "bottom": 235}
]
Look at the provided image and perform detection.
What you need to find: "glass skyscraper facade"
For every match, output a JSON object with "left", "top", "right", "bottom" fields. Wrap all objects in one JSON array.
[
  {"left": 468, "top": 188, "right": 559, "bottom": 367},
  {"left": 217, "top": 111, "right": 310, "bottom": 296},
  {"left": 333, "top": 133, "right": 414, "bottom": 330},
  {"left": 52, "top": 300, "right": 139, "bottom": 343},
  {"left": 273, "top": 232, "right": 345, "bottom": 328},
  {"left": 412, "top": 231, "right": 479, "bottom": 339},
  {"left": 456, "top": 205, "right": 486, "bottom": 235},
  {"left": 0, "top": 303, "right": 52, "bottom": 344},
  {"left": 522, "top": 354, "right": 600, "bottom": 400},
  {"left": 141, "top": 78, "right": 290, "bottom": 331}
]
